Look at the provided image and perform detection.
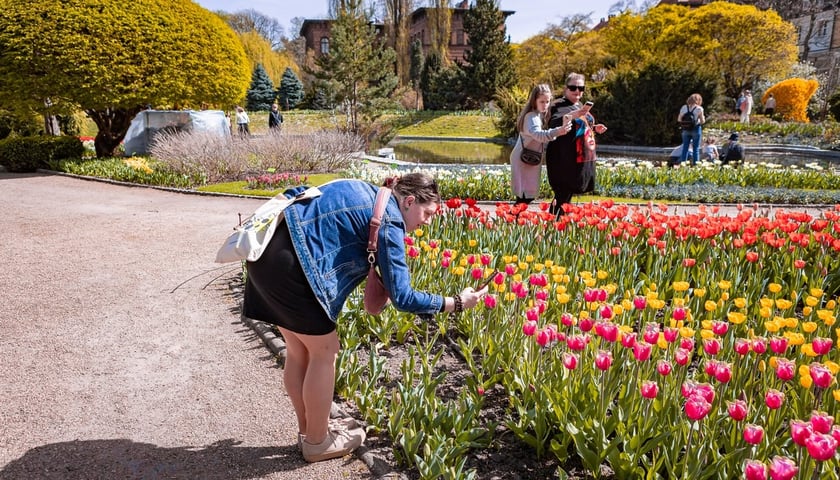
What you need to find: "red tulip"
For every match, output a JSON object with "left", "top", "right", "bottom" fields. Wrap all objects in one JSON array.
[
  {"left": 526, "top": 307, "right": 540, "bottom": 322},
  {"left": 793, "top": 259, "right": 806, "bottom": 269},
  {"left": 657, "top": 360, "right": 672, "bottom": 376},
  {"left": 672, "top": 306, "right": 687, "bottom": 321},
  {"left": 810, "top": 411, "right": 835, "bottom": 434},
  {"left": 765, "top": 389, "right": 785, "bottom": 410},
  {"left": 743, "top": 424, "right": 765, "bottom": 445},
  {"left": 633, "top": 341, "right": 652, "bottom": 362},
  {"left": 663, "top": 327, "right": 679, "bottom": 343},
  {"left": 812, "top": 337, "right": 834, "bottom": 355},
  {"left": 505, "top": 263, "right": 516, "bottom": 275},
  {"left": 578, "top": 317, "right": 594, "bottom": 332},
  {"left": 596, "top": 288, "right": 607, "bottom": 302},
  {"left": 704, "top": 359, "right": 719, "bottom": 376},
  {"left": 441, "top": 257, "right": 451, "bottom": 268},
  {"left": 775, "top": 358, "right": 795, "bottom": 382},
  {"left": 727, "top": 399, "right": 748, "bottom": 421},
  {"left": 805, "top": 432, "right": 839, "bottom": 461},
  {"left": 483, "top": 294, "right": 497, "bottom": 309},
  {"left": 561, "top": 312, "right": 575, "bottom": 327},
  {"left": 493, "top": 272, "right": 504, "bottom": 285},
  {"left": 682, "top": 257, "right": 696, "bottom": 267},
  {"left": 679, "top": 337, "right": 695, "bottom": 351},
  {"left": 408, "top": 246, "right": 420, "bottom": 258},
  {"left": 703, "top": 338, "right": 721, "bottom": 356},
  {"left": 621, "top": 332, "right": 637, "bottom": 348},
  {"left": 643, "top": 324, "right": 659, "bottom": 344},
  {"left": 404, "top": 235, "right": 415, "bottom": 246},
  {"left": 583, "top": 288, "right": 598, "bottom": 302},
  {"left": 711, "top": 320, "right": 728, "bottom": 335},
  {"left": 685, "top": 396, "right": 712, "bottom": 421},
  {"left": 734, "top": 338, "right": 751, "bottom": 356},
  {"left": 535, "top": 328, "right": 551, "bottom": 347},
  {"left": 522, "top": 320, "right": 537, "bottom": 336},
  {"left": 769, "top": 336, "right": 788, "bottom": 354},
  {"left": 479, "top": 253, "right": 491, "bottom": 265},
  {"left": 562, "top": 352, "right": 578, "bottom": 370},
  {"left": 714, "top": 362, "right": 733, "bottom": 383},
  {"left": 595, "top": 321, "right": 618, "bottom": 342},
  {"left": 599, "top": 304, "right": 613, "bottom": 320},
  {"left": 633, "top": 296, "right": 646, "bottom": 310},
  {"left": 809, "top": 363, "right": 834, "bottom": 389},
  {"left": 535, "top": 289, "right": 548, "bottom": 301},
  {"left": 640, "top": 380, "right": 659, "bottom": 399},
  {"left": 746, "top": 251, "right": 759, "bottom": 262},
  {"left": 674, "top": 348, "right": 691, "bottom": 366},
  {"left": 594, "top": 350, "right": 613, "bottom": 371},
  {"left": 790, "top": 420, "right": 814, "bottom": 446},
  {"left": 744, "top": 459, "right": 767, "bottom": 480},
  {"left": 751, "top": 337, "right": 767, "bottom": 354},
  {"left": 768, "top": 456, "right": 798, "bottom": 480}
]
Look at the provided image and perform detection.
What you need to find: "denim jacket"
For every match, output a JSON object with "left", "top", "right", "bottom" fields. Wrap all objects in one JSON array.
[{"left": 283, "top": 179, "right": 443, "bottom": 322}]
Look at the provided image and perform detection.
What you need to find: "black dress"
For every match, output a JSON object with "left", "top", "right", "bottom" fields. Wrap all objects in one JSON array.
[{"left": 545, "top": 98, "right": 596, "bottom": 215}]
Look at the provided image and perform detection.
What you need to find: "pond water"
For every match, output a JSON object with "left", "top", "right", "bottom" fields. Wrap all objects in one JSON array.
[{"left": 389, "top": 139, "right": 840, "bottom": 168}]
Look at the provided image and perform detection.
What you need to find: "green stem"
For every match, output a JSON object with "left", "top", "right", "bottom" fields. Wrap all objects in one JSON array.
[{"left": 682, "top": 423, "right": 695, "bottom": 480}]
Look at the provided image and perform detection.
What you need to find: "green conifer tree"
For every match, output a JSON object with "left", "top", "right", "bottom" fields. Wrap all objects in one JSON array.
[
  {"left": 461, "top": 0, "right": 515, "bottom": 108},
  {"left": 277, "top": 67, "right": 304, "bottom": 110},
  {"left": 245, "top": 64, "right": 276, "bottom": 111}
]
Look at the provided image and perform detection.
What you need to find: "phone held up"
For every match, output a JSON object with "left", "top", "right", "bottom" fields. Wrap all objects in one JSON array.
[{"left": 478, "top": 269, "right": 499, "bottom": 291}]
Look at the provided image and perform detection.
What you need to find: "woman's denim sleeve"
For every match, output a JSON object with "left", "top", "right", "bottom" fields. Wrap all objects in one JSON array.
[{"left": 376, "top": 221, "right": 443, "bottom": 315}]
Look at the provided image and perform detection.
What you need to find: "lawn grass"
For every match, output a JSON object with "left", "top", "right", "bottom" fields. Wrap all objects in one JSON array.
[{"left": 196, "top": 173, "right": 339, "bottom": 196}]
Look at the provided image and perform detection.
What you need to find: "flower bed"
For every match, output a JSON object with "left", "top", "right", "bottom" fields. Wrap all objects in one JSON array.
[{"left": 335, "top": 200, "right": 840, "bottom": 479}]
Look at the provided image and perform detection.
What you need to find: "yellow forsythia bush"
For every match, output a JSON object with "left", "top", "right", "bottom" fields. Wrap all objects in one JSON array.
[{"left": 763, "top": 78, "right": 819, "bottom": 122}]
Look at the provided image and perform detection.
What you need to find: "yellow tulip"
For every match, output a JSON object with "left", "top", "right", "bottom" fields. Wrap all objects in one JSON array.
[
  {"left": 583, "top": 278, "right": 596, "bottom": 287},
  {"left": 826, "top": 299, "right": 836, "bottom": 309},
  {"left": 700, "top": 329, "right": 715, "bottom": 340},
  {"left": 833, "top": 389, "right": 840, "bottom": 402},
  {"left": 622, "top": 299, "right": 633, "bottom": 311},
  {"left": 673, "top": 297, "right": 686, "bottom": 307},
  {"left": 580, "top": 271, "right": 593, "bottom": 280},
  {"left": 759, "top": 307, "right": 773, "bottom": 319},
  {"left": 768, "top": 356, "right": 779, "bottom": 369},
  {"left": 727, "top": 312, "right": 747, "bottom": 324},
  {"left": 414, "top": 228, "right": 424, "bottom": 237},
  {"left": 810, "top": 288, "right": 824, "bottom": 298},
  {"left": 533, "top": 263, "right": 544, "bottom": 272},
  {"left": 784, "top": 317, "right": 799, "bottom": 328},
  {"left": 785, "top": 332, "right": 805, "bottom": 346},
  {"left": 580, "top": 311, "right": 591, "bottom": 320},
  {"left": 806, "top": 296, "right": 819, "bottom": 307},
  {"left": 776, "top": 299, "right": 793, "bottom": 310},
  {"left": 468, "top": 239, "right": 477, "bottom": 247},
  {"left": 701, "top": 320, "right": 712, "bottom": 330},
  {"left": 802, "top": 322, "right": 818, "bottom": 333},
  {"left": 818, "top": 310, "right": 836, "bottom": 326},
  {"left": 605, "top": 284, "right": 617, "bottom": 295},
  {"left": 680, "top": 327, "right": 695, "bottom": 338},
  {"left": 657, "top": 334, "right": 668, "bottom": 349},
  {"left": 760, "top": 298, "right": 774, "bottom": 308},
  {"left": 718, "top": 280, "right": 731, "bottom": 290},
  {"left": 518, "top": 261, "right": 528, "bottom": 271},
  {"left": 790, "top": 291, "right": 798, "bottom": 301},
  {"left": 649, "top": 283, "right": 658, "bottom": 292},
  {"left": 504, "top": 292, "right": 516, "bottom": 302},
  {"left": 503, "top": 255, "right": 514, "bottom": 263},
  {"left": 800, "top": 374, "right": 813, "bottom": 389},
  {"left": 721, "top": 292, "right": 730, "bottom": 301},
  {"left": 768, "top": 283, "right": 782, "bottom": 293},
  {"left": 614, "top": 305, "right": 625, "bottom": 316},
  {"left": 825, "top": 361, "right": 839, "bottom": 375},
  {"left": 495, "top": 283, "right": 506, "bottom": 293},
  {"left": 799, "top": 364, "right": 811, "bottom": 377},
  {"left": 556, "top": 293, "right": 570, "bottom": 304},
  {"left": 544, "top": 260, "right": 554, "bottom": 268},
  {"left": 554, "top": 285, "right": 567, "bottom": 294},
  {"left": 694, "top": 287, "right": 707, "bottom": 298},
  {"left": 453, "top": 266, "right": 466, "bottom": 276},
  {"left": 597, "top": 270, "right": 608, "bottom": 280},
  {"left": 705, "top": 300, "right": 718, "bottom": 312},
  {"left": 801, "top": 344, "right": 817, "bottom": 357},
  {"left": 758, "top": 360, "right": 766, "bottom": 372},
  {"left": 647, "top": 291, "right": 660, "bottom": 300},
  {"left": 673, "top": 281, "right": 690, "bottom": 292},
  {"left": 652, "top": 299, "right": 667, "bottom": 309},
  {"left": 734, "top": 297, "right": 747, "bottom": 309},
  {"left": 764, "top": 320, "right": 780, "bottom": 333},
  {"left": 525, "top": 254, "right": 534, "bottom": 263},
  {"left": 803, "top": 306, "right": 813, "bottom": 316}
]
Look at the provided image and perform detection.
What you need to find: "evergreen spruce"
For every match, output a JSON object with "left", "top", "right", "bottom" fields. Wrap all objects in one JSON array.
[
  {"left": 409, "top": 39, "right": 424, "bottom": 110},
  {"left": 461, "top": 0, "right": 515, "bottom": 108},
  {"left": 277, "top": 67, "right": 304, "bottom": 110},
  {"left": 245, "top": 64, "right": 276, "bottom": 111}
]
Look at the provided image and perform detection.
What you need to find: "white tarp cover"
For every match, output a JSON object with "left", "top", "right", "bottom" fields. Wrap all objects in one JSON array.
[{"left": 124, "top": 110, "right": 230, "bottom": 156}]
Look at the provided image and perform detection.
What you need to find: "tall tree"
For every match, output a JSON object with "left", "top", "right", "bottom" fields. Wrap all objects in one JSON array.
[
  {"left": 246, "top": 64, "right": 276, "bottom": 111},
  {"left": 238, "top": 30, "right": 299, "bottom": 86},
  {"left": 218, "top": 9, "right": 285, "bottom": 50},
  {"left": 409, "top": 39, "right": 425, "bottom": 109},
  {"left": 0, "top": 0, "right": 249, "bottom": 157},
  {"left": 461, "top": 0, "right": 515, "bottom": 107},
  {"left": 312, "top": 0, "right": 397, "bottom": 133},
  {"left": 277, "top": 67, "right": 305, "bottom": 110},
  {"left": 427, "top": 1, "right": 452, "bottom": 63},
  {"left": 384, "top": 0, "right": 414, "bottom": 85}
]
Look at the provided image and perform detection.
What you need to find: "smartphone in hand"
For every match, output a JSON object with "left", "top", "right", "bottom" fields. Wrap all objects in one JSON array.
[
  {"left": 477, "top": 269, "right": 499, "bottom": 290},
  {"left": 581, "top": 101, "right": 594, "bottom": 113}
]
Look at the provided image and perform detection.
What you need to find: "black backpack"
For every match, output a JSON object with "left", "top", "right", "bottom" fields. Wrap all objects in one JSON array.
[{"left": 680, "top": 106, "right": 696, "bottom": 129}]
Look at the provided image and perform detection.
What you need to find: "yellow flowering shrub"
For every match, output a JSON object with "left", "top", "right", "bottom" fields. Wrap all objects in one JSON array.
[{"left": 763, "top": 78, "right": 819, "bottom": 122}]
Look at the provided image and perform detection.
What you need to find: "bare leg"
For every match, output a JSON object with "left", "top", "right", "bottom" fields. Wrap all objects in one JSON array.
[{"left": 277, "top": 327, "right": 340, "bottom": 445}]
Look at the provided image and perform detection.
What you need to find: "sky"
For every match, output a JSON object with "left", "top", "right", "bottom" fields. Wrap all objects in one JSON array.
[{"left": 192, "top": 0, "right": 620, "bottom": 44}]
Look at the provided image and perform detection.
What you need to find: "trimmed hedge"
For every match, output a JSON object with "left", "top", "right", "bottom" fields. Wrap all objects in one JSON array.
[{"left": 0, "top": 136, "right": 85, "bottom": 172}]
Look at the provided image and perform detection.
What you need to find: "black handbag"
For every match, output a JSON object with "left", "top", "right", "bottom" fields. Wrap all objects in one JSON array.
[{"left": 519, "top": 136, "right": 544, "bottom": 165}]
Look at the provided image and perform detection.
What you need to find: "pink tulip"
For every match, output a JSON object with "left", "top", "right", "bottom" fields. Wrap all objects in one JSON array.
[
  {"left": 751, "top": 337, "right": 767, "bottom": 354},
  {"left": 441, "top": 257, "right": 451, "bottom": 268},
  {"left": 596, "top": 288, "right": 607, "bottom": 302},
  {"left": 810, "top": 411, "right": 834, "bottom": 434},
  {"left": 536, "top": 300, "right": 547, "bottom": 314},
  {"left": 633, "top": 296, "right": 646, "bottom": 310},
  {"left": 674, "top": 348, "right": 690, "bottom": 366},
  {"left": 504, "top": 263, "right": 516, "bottom": 275},
  {"left": 812, "top": 337, "right": 834, "bottom": 355},
  {"left": 672, "top": 306, "right": 687, "bottom": 321},
  {"left": 727, "top": 399, "right": 748, "bottom": 421},
  {"left": 483, "top": 294, "right": 497, "bottom": 309},
  {"left": 693, "top": 383, "right": 715, "bottom": 403},
  {"left": 594, "top": 350, "right": 613, "bottom": 371},
  {"left": 404, "top": 236, "right": 415, "bottom": 246},
  {"left": 535, "top": 289, "right": 548, "bottom": 301},
  {"left": 711, "top": 320, "right": 728, "bottom": 335},
  {"left": 734, "top": 338, "right": 751, "bottom": 356},
  {"left": 765, "top": 389, "right": 785, "bottom": 410},
  {"left": 583, "top": 288, "right": 598, "bottom": 302},
  {"left": 663, "top": 327, "right": 679, "bottom": 343},
  {"left": 526, "top": 307, "right": 540, "bottom": 322},
  {"left": 578, "top": 317, "right": 594, "bottom": 332},
  {"left": 805, "top": 432, "right": 839, "bottom": 461},
  {"left": 493, "top": 272, "right": 504, "bottom": 285},
  {"left": 775, "top": 358, "right": 795, "bottom": 382},
  {"left": 535, "top": 328, "right": 551, "bottom": 347},
  {"left": 704, "top": 360, "right": 719, "bottom": 376},
  {"left": 442, "top": 248, "right": 453, "bottom": 258},
  {"left": 466, "top": 254, "right": 476, "bottom": 264},
  {"left": 595, "top": 321, "right": 618, "bottom": 342},
  {"left": 809, "top": 363, "right": 834, "bottom": 389},
  {"left": 679, "top": 337, "right": 695, "bottom": 351},
  {"left": 744, "top": 459, "right": 768, "bottom": 480},
  {"left": 769, "top": 336, "right": 788, "bottom": 354},
  {"left": 657, "top": 360, "right": 672, "bottom": 376},
  {"left": 640, "top": 380, "right": 658, "bottom": 399},
  {"left": 833, "top": 425, "right": 840, "bottom": 443},
  {"left": 703, "top": 338, "right": 721, "bottom": 356},
  {"left": 685, "top": 396, "right": 712, "bottom": 421},
  {"left": 561, "top": 312, "right": 575, "bottom": 327},
  {"left": 479, "top": 253, "right": 491, "bottom": 265},
  {"left": 790, "top": 420, "right": 813, "bottom": 447},
  {"left": 529, "top": 273, "right": 548, "bottom": 287},
  {"left": 744, "top": 424, "right": 765, "bottom": 445},
  {"left": 599, "top": 304, "right": 613, "bottom": 320},
  {"left": 768, "top": 456, "right": 798, "bottom": 480},
  {"left": 471, "top": 267, "right": 483, "bottom": 280},
  {"left": 633, "top": 342, "right": 652, "bottom": 362},
  {"left": 621, "top": 332, "right": 637, "bottom": 348},
  {"left": 642, "top": 324, "right": 659, "bottom": 344},
  {"left": 407, "top": 246, "right": 420, "bottom": 258},
  {"left": 562, "top": 352, "right": 578, "bottom": 370},
  {"left": 566, "top": 334, "right": 589, "bottom": 351},
  {"left": 714, "top": 362, "right": 733, "bottom": 383},
  {"left": 522, "top": 320, "right": 537, "bottom": 336}
]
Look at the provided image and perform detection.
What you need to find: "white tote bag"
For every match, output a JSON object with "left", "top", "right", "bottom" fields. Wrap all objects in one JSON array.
[{"left": 215, "top": 186, "right": 323, "bottom": 263}]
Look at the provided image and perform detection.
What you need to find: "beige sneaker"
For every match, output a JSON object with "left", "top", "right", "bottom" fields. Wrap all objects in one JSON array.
[
  {"left": 298, "top": 418, "right": 362, "bottom": 447},
  {"left": 301, "top": 428, "right": 366, "bottom": 462}
]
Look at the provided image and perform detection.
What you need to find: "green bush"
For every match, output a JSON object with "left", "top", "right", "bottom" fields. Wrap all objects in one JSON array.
[
  {"left": 0, "top": 135, "right": 84, "bottom": 172},
  {"left": 828, "top": 91, "right": 840, "bottom": 122}
]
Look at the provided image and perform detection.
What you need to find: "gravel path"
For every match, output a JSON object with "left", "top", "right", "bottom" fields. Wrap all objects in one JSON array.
[{"left": 0, "top": 173, "right": 371, "bottom": 480}]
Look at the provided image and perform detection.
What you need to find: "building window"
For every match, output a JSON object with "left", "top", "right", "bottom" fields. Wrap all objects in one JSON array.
[
  {"left": 320, "top": 37, "right": 330, "bottom": 54},
  {"left": 817, "top": 21, "right": 828, "bottom": 37},
  {"left": 455, "top": 29, "right": 464, "bottom": 45}
]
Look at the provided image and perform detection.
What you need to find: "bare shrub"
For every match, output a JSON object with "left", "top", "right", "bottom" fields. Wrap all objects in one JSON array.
[{"left": 149, "top": 129, "right": 366, "bottom": 184}]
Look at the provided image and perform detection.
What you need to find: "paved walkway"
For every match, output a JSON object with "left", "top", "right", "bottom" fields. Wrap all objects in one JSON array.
[{"left": 0, "top": 173, "right": 371, "bottom": 480}]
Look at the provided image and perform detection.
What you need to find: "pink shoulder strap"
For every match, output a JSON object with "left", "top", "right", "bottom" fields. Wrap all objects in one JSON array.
[{"left": 367, "top": 187, "right": 392, "bottom": 254}]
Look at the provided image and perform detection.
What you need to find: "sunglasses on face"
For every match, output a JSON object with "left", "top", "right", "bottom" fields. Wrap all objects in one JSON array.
[{"left": 566, "top": 85, "right": 585, "bottom": 92}]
